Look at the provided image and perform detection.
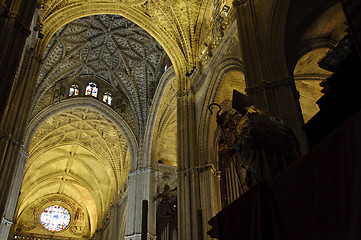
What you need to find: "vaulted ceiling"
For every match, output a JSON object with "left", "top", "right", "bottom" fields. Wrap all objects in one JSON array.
[
  {"left": 37, "top": 0, "right": 216, "bottom": 87},
  {"left": 17, "top": 107, "right": 129, "bottom": 237},
  {"left": 17, "top": 13, "right": 171, "bottom": 237},
  {"left": 35, "top": 14, "right": 166, "bottom": 133}
]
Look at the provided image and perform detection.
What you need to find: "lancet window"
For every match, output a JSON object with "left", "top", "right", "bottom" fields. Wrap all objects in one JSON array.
[
  {"left": 85, "top": 82, "right": 98, "bottom": 97},
  {"left": 103, "top": 92, "right": 112, "bottom": 105},
  {"left": 69, "top": 85, "right": 79, "bottom": 96}
]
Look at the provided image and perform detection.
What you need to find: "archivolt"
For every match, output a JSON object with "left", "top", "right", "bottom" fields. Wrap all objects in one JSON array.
[
  {"left": 25, "top": 97, "right": 138, "bottom": 168},
  {"left": 197, "top": 57, "right": 244, "bottom": 165},
  {"left": 37, "top": 2, "right": 187, "bottom": 81}
]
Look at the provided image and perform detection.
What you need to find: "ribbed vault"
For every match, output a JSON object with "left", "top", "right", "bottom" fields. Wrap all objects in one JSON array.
[
  {"left": 17, "top": 107, "right": 129, "bottom": 237},
  {"left": 35, "top": 14, "right": 167, "bottom": 137},
  {"left": 37, "top": 0, "right": 215, "bottom": 87}
]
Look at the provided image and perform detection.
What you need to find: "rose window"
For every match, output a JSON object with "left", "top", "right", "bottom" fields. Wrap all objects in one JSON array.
[{"left": 40, "top": 205, "right": 70, "bottom": 232}]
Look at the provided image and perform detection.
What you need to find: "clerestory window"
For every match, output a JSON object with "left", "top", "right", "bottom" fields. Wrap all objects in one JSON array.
[
  {"left": 85, "top": 82, "right": 98, "bottom": 97},
  {"left": 69, "top": 85, "right": 79, "bottom": 96},
  {"left": 103, "top": 92, "right": 112, "bottom": 105}
]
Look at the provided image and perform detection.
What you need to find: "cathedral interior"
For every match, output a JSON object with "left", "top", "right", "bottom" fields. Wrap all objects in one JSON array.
[{"left": 0, "top": 0, "right": 360, "bottom": 239}]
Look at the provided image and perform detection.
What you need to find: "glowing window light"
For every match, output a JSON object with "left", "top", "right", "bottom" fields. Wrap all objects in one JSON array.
[
  {"left": 69, "top": 85, "right": 79, "bottom": 96},
  {"left": 103, "top": 92, "right": 112, "bottom": 105},
  {"left": 85, "top": 82, "right": 98, "bottom": 97},
  {"left": 40, "top": 205, "right": 70, "bottom": 232}
]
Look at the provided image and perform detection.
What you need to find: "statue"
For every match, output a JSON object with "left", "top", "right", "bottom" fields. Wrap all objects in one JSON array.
[
  {"left": 231, "top": 90, "right": 300, "bottom": 188},
  {"left": 153, "top": 184, "right": 177, "bottom": 240}
]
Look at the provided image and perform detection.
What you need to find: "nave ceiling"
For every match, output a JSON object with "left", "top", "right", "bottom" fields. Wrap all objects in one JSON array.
[
  {"left": 16, "top": 107, "right": 129, "bottom": 238},
  {"left": 34, "top": 14, "right": 168, "bottom": 138},
  {"left": 16, "top": 8, "right": 181, "bottom": 238},
  {"left": 37, "top": 0, "right": 224, "bottom": 88}
]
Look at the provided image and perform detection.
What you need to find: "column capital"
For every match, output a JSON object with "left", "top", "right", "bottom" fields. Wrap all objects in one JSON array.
[
  {"left": 177, "top": 85, "right": 195, "bottom": 99},
  {"left": 1, "top": 217, "right": 13, "bottom": 226},
  {"left": 245, "top": 77, "right": 294, "bottom": 94},
  {"left": 177, "top": 164, "right": 221, "bottom": 177}
]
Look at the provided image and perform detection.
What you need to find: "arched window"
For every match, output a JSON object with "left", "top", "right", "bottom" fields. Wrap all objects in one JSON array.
[
  {"left": 103, "top": 92, "right": 112, "bottom": 105},
  {"left": 69, "top": 85, "right": 79, "bottom": 96},
  {"left": 85, "top": 82, "right": 98, "bottom": 97}
]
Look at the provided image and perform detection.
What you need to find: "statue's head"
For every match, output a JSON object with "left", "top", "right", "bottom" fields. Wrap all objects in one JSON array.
[
  {"left": 232, "top": 90, "right": 252, "bottom": 115},
  {"left": 163, "top": 184, "right": 170, "bottom": 191}
]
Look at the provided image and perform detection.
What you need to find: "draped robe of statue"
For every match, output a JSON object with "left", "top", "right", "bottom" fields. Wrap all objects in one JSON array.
[{"left": 231, "top": 90, "right": 301, "bottom": 188}]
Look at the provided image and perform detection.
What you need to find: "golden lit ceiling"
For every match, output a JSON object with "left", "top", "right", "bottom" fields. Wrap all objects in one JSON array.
[
  {"left": 37, "top": 0, "right": 216, "bottom": 86},
  {"left": 152, "top": 78, "right": 177, "bottom": 166},
  {"left": 17, "top": 107, "right": 129, "bottom": 237},
  {"left": 34, "top": 14, "right": 166, "bottom": 137}
]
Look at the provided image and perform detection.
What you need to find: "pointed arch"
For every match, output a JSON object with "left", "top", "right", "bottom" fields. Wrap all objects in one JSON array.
[
  {"left": 38, "top": 3, "right": 187, "bottom": 81},
  {"left": 25, "top": 97, "right": 138, "bottom": 168}
]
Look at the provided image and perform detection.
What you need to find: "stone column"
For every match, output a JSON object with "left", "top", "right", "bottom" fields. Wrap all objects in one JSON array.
[
  {"left": 1, "top": 149, "right": 28, "bottom": 239},
  {"left": 125, "top": 166, "right": 157, "bottom": 240},
  {"left": 92, "top": 195, "right": 128, "bottom": 240},
  {"left": 0, "top": 0, "right": 38, "bottom": 118},
  {"left": 232, "top": 0, "right": 308, "bottom": 152},
  {"left": 0, "top": 46, "right": 42, "bottom": 238},
  {"left": 177, "top": 89, "right": 202, "bottom": 240},
  {"left": 198, "top": 165, "right": 222, "bottom": 240}
]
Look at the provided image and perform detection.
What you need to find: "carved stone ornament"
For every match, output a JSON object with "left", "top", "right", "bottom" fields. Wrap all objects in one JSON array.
[{"left": 15, "top": 194, "right": 90, "bottom": 237}]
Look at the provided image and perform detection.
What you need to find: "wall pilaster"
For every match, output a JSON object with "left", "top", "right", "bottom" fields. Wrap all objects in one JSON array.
[
  {"left": 177, "top": 89, "right": 203, "bottom": 240},
  {"left": 0, "top": 47, "right": 41, "bottom": 239},
  {"left": 233, "top": 0, "right": 308, "bottom": 152},
  {"left": 92, "top": 196, "right": 128, "bottom": 240},
  {"left": 125, "top": 167, "right": 157, "bottom": 240},
  {"left": 0, "top": 0, "right": 38, "bottom": 118}
]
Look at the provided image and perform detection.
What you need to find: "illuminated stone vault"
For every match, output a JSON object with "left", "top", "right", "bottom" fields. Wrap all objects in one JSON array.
[
  {"left": 15, "top": 11, "right": 179, "bottom": 239},
  {"left": 34, "top": 14, "right": 168, "bottom": 138},
  {"left": 17, "top": 106, "right": 130, "bottom": 237}
]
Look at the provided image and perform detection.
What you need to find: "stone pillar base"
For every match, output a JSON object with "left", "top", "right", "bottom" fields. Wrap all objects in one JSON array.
[
  {"left": 0, "top": 217, "right": 13, "bottom": 240},
  {"left": 124, "top": 232, "right": 157, "bottom": 240}
]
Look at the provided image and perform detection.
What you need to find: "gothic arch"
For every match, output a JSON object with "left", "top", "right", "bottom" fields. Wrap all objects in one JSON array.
[
  {"left": 17, "top": 97, "right": 136, "bottom": 237},
  {"left": 37, "top": 2, "right": 187, "bottom": 81},
  {"left": 285, "top": 2, "right": 346, "bottom": 72},
  {"left": 287, "top": 3, "right": 347, "bottom": 122},
  {"left": 25, "top": 97, "right": 138, "bottom": 168},
  {"left": 198, "top": 57, "right": 245, "bottom": 165},
  {"left": 143, "top": 67, "right": 177, "bottom": 167},
  {"left": 289, "top": 36, "right": 336, "bottom": 72}
]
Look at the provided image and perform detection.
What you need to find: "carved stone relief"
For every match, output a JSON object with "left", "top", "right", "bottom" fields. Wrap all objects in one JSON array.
[{"left": 15, "top": 194, "right": 90, "bottom": 238}]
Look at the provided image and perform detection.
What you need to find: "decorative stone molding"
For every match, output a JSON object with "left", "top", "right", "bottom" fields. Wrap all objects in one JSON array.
[
  {"left": 15, "top": 194, "right": 90, "bottom": 238},
  {"left": 124, "top": 232, "right": 157, "bottom": 240},
  {"left": 245, "top": 77, "right": 295, "bottom": 94},
  {"left": 1, "top": 217, "right": 13, "bottom": 226},
  {"left": 25, "top": 97, "right": 138, "bottom": 162}
]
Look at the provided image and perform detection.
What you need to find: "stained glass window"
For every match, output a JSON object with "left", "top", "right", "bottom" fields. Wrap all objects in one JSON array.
[
  {"left": 85, "top": 82, "right": 98, "bottom": 97},
  {"left": 40, "top": 205, "right": 70, "bottom": 232},
  {"left": 103, "top": 92, "right": 112, "bottom": 105},
  {"left": 69, "top": 85, "right": 79, "bottom": 96}
]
